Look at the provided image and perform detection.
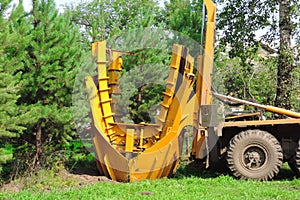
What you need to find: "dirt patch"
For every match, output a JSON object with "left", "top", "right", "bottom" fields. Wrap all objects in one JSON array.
[
  {"left": 0, "top": 168, "right": 116, "bottom": 193},
  {"left": 59, "top": 169, "right": 116, "bottom": 186},
  {"left": 0, "top": 182, "right": 23, "bottom": 193}
]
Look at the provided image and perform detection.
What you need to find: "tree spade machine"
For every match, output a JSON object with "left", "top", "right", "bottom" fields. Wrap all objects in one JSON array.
[{"left": 85, "top": 0, "right": 300, "bottom": 181}]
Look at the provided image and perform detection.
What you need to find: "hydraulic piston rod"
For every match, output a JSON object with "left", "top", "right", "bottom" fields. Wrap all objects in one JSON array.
[{"left": 213, "top": 92, "right": 300, "bottom": 118}]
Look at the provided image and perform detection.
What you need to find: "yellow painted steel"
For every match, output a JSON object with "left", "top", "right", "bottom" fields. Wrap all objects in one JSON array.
[
  {"left": 108, "top": 51, "right": 122, "bottom": 94},
  {"left": 265, "top": 106, "right": 300, "bottom": 118},
  {"left": 157, "top": 44, "right": 182, "bottom": 132},
  {"left": 85, "top": 0, "right": 300, "bottom": 182},
  {"left": 92, "top": 41, "right": 116, "bottom": 142},
  {"left": 85, "top": 0, "right": 217, "bottom": 182},
  {"left": 85, "top": 76, "right": 109, "bottom": 141},
  {"left": 108, "top": 51, "right": 123, "bottom": 122},
  {"left": 86, "top": 42, "right": 200, "bottom": 181},
  {"left": 125, "top": 129, "right": 134, "bottom": 152},
  {"left": 199, "top": 0, "right": 216, "bottom": 106},
  {"left": 192, "top": 0, "right": 216, "bottom": 159}
]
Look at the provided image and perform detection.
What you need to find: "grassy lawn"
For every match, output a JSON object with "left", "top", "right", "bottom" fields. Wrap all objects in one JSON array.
[
  {"left": 1, "top": 162, "right": 300, "bottom": 200},
  {"left": 1, "top": 175, "right": 300, "bottom": 200}
]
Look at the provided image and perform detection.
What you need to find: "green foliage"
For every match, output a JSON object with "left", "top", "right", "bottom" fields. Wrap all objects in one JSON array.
[
  {"left": 291, "top": 63, "right": 300, "bottom": 111},
  {"left": 62, "top": 140, "right": 95, "bottom": 171},
  {"left": 217, "top": 0, "right": 300, "bottom": 109},
  {"left": 15, "top": 0, "right": 85, "bottom": 155},
  {"left": 163, "top": 0, "right": 204, "bottom": 43},
  {"left": 1, "top": 0, "right": 88, "bottom": 178},
  {"left": 66, "top": 0, "right": 170, "bottom": 124},
  {"left": 218, "top": 0, "right": 273, "bottom": 57},
  {"left": 214, "top": 44, "right": 277, "bottom": 105},
  {"left": 117, "top": 24, "right": 171, "bottom": 123},
  {"left": 2, "top": 172, "right": 300, "bottom": 199},
  {"left": 0, "top": 0, "right": 29, "bottom": 174},
  {"left": 128, "top": 84, "right": 165, "bottom": 123},
  {"left": 65, "top": 0, "right": 161, "bottom": 47},
  {"left": 116, "top": 59, "right": 168, "bottom": 123}
]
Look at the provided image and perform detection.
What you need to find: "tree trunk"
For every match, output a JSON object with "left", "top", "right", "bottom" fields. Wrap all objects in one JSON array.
[
  {"left": 275, "top": 0, "right": 294, "bottom": 109},
  {"left": 34, "top": 120, "right": 42, "bottom": 167},
  {"left": 32, "top": 0, "right": 39, "bottom": 28}
]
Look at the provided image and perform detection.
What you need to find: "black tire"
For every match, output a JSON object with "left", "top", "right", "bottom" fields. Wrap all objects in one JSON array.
[
  {"left": 288, "top": 139, "right": 300, "bottom": 177},
  {"left": 227, "top": 129, "right": 283, "bottom": 181}
]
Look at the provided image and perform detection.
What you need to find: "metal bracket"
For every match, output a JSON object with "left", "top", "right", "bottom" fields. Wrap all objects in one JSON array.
[{"left": 201, "top": 104, "right": 218, "bottom": 127}]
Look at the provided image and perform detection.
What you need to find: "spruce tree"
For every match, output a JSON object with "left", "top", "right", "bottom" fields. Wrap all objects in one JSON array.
[{"left": 17, "top": 0, "right": 84, "bottom": 166}]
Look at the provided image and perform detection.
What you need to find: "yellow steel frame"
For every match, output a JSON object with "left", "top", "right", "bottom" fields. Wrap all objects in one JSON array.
[
  {"left": 192, "top": 0, "right": 216, "bottom": 159},
  {"left": 86, "top": 42, "right": 201, "bottom": 181},
  {"left": 85, "top": 0, "right": 217, "bottom": 182}
]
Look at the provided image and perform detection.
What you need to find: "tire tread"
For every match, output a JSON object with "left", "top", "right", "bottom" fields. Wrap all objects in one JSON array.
[{"left": 227, "top": 129, "right": 283, "bottom": 181}]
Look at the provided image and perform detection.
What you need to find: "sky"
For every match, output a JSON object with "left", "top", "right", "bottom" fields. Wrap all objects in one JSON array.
[
  {"left": 11, "top": 0, "right": 76, "bottom": 12},
  {"left": 11, "top": 0, "right": 166, "bottom": 12}
]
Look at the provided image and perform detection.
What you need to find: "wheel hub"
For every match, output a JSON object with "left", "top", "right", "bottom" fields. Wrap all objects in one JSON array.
[{"left": 243, "top": 146, "right": 266, "bottom": 169}]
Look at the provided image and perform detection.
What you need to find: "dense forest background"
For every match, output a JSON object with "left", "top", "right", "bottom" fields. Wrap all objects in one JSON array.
[{"left": 0, "top": 0, "right": 299, "bottom": 183}]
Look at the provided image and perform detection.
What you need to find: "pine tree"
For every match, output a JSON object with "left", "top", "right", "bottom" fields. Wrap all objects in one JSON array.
[
  {"left": 65, "top": 0, "right": 162, "bottom": 47},
  {"left": 163, "top": 0, "right": 204, "bottom": 43},
  {"left": 0, "top": 1, "right": 29, "bottom": 172},
  {"left": 65, "top": 0, "right": 167, "bottom": 124},
  {"left": 116, "top": 48, "right": 169, "bottom": 124},
  {"left": 16, "top": 0, "right": 84, "bottom": 166}
]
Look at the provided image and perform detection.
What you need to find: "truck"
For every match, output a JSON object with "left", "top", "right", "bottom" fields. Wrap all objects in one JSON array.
[{"left": 84, "top": 0, "right": 300, "bottom": 182}]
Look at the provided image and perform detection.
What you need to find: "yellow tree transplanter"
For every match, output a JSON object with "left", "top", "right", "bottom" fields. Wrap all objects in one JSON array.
[{"left": 85, "top": 0, "right": 300, "bottom": 182}]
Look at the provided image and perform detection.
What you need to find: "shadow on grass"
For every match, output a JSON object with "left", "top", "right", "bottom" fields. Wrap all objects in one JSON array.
[
  {"left": 173, "top": 160, "right": 298, "bottom": 181},
  {"left": 65, "top": 150, "right": 298, "bottom": 181},
  {"left": 274, "top": 167, "right": 297, "bottom": 181},
  {"left": 173, "top": 160, "right": 224, "bottom": 179}
]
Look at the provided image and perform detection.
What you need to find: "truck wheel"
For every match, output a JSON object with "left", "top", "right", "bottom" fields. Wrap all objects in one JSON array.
[
  {"left": 227, "top": 129, "right": 283, "bottom": 181},
  {"left": 288, "top": 139, "right": 300, "bottom": 176}
]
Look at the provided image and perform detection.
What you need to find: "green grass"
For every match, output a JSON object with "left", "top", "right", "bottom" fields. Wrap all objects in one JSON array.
[
  {"left": 1, "top": 162, "right": 300, "bottom": 200},
  {"left": 1, "top": 175, "right": 300, "bottom": 200}
]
